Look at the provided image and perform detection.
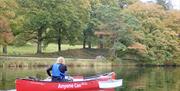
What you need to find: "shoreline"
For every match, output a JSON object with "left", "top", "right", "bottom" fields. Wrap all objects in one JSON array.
[
  {"left": 0, "top": 56, "right": 94, "bottom": 61},
  {"left": 0, "top": 56, "right": 180, "bottom": 67},
  {"left": 0, "top": 56, "right": 114, "bottom": 67}
]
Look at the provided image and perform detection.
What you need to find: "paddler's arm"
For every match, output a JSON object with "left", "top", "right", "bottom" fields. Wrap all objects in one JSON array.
[{"left": 47, "top": 65, "right": 53, "bottom": 76}]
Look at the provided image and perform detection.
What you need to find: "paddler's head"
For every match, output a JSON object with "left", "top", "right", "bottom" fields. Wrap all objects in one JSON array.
[{"left": 56, "top": 56, "right": 65, "bottom": 64}]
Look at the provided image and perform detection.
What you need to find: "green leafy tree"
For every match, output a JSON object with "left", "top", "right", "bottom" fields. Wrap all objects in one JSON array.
[
  {"left": 39, "top": 0, "right": 90, "bottom": 52},
  {"left": 49, "top": 0, "right": 89, "bottom": 51},
  {"left": 82, "top": 0, "right": 99, "bottom": 49},
  {"left": 84, "top": 0, "right": 123, "bottom": 49},
  {"left": 17, "top": 0, "right": 51, "bottom": 54}
]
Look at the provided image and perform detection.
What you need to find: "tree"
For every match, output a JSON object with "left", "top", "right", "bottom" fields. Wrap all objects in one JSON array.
[
  {"left": 83, "top": 0, "right": 124, "bottom": 49},
  {"left": 0, "top": 0, "right": 16, "bottom": 54},
  {"left": 17, "top": 0, "right": 51, "bottom": 54},
  {"left": 164, "top": 10, "right": 180, "bottom": 34},
  {"left": 119, "top": 2, "right": 179, "bottom": 64},
  {"left": 0, "top": 16, "right": 14, "bottom": 54},
  {"left": 82, "top": 0, "right": 99, "bottom": 49},
  {"left": 42, "top": 0, "right": 90, "bottom": 52},
  {"left": 17, "top": 0, "right": 91, "bottom": 52}
]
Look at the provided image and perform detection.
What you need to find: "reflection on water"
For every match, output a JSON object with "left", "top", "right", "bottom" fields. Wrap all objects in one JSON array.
[
  {"left": 0, "top": 66, "right": 115, "bottom": 91},
  {"left": 0, "top": 66, "right": 180, "bottom": 91},
  {"left": 1, "top": 89, "right": 16, "bottom": 91},
  {"left": 120, "top": 67, "right": 180, "bottom": 91}
]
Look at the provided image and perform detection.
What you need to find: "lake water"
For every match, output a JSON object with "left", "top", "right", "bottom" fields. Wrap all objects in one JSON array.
[{"left": 0, "top": 66, "right": 180, "bottom": 91}]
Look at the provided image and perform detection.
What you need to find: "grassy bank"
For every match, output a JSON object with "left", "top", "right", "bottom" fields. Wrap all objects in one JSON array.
[
  {"left": 1, "top": 44, "right": 179, "bottom": 66},
  {"left": 0, "top": 44, "right": 92, "bottom": 55},
  {"left": 0, "top": 57, "right": 113, "bottom": 67},
  {"left": 0, "top": 44, "right": 102, "bottom": 59}
]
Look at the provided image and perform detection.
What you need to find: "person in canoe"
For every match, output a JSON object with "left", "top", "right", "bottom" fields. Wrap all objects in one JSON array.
[{"left": 47, "top": 56, "right": 67, "bottom": 82}]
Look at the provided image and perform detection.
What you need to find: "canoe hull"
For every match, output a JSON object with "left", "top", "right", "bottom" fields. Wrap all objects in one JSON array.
[
  {"left": 99, "top": 79, "right": 123, "bottom": 88},
  {"left": 16, "top": 79, "right": 99, "bottom": 91},
  {"left": 16, "top": 72, "right": 122, "bottom": 91}
]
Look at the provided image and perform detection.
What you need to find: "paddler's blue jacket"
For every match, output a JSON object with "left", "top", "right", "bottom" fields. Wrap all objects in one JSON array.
[{"left": 47, "top": 63, "right": 67, "bottom": 79}]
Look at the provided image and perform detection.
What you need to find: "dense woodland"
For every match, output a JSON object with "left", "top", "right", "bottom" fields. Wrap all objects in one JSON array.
[{"left": 0, "top": 0, "right": 179, "bottom": 65}]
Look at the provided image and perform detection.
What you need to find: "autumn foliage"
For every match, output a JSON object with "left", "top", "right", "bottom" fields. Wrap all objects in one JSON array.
[
  {"left": 0, "top": 0, "right": 15, "bottom": 46},
  {"left": 117, "top": 2, "right": 180, "bottom": 64},
  {"left": 0, "top": 16, "right": 14, "bottom": 45}
]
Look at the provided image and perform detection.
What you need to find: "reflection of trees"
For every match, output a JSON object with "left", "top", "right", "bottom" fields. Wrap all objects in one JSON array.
[
  {"left": 0, "top": 67, "right": 6, "bottom": 90},
  {"left": 142, "top": 67, "right": 180, "bottom": 91},
  {"left": 0, "top": 67, "right": 47, "bottom": 90},
  {"left": 113, "top": 66, "right": 149, "bottom": 90},
  {"left": 118, "top": 67, "right": 180, "bottom": 91},
  {"left": 69, "top": 66, "right": 113, "bottom": 76},
  {"left": 1, "top": 67, "right": 179, "bottom": 91}
]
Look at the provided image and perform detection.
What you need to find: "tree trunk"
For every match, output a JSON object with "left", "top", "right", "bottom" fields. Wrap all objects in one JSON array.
[
  {"left": 83, "top": 38, "right": 86, "bottom": 49},
  {"left": 37, "top": 29, "right": 43, "bottom": 54},
  {"left": 99, "top": 35, "right": 103, "bottom": 48},
  {"left": 88, "top": 36, "right": 91, "bottom": 49},
  {"left": 2, "top": 45, "right": 7, "bottom": 54},
  {"left": 88, "top": 42, "right": 91, "bottom": 49},
  {"left": 83, "top": 31, "right": 87, "bottom": 49},
  {"left": 57, "top": 29, "right": 62, "bottom": 52}
]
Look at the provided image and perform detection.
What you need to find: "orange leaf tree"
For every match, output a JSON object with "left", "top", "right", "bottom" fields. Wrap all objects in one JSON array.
[
  {"left": 120, "top": 2, "right": 179, "bottom": 64},
  {"left": 0, "top": 0, "right": 16, "bottom": 54}
]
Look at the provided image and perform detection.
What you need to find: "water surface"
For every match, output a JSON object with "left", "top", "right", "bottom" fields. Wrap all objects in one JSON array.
[{"left": 0, "top": 66, "right": 180, "bottom": 91}]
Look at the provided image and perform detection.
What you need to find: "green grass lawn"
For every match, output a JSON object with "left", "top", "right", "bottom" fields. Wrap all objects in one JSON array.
[
  {"left": 0, "top": 43, "right": 96, "bottom": 55},
  {"left": 43, "top": 44, "right": 84, "bottom": 52}
]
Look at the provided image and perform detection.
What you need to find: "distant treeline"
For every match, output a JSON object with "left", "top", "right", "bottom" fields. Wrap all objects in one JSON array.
[{"left": 0, "top": 0, "right": 179, "bottom": 65}]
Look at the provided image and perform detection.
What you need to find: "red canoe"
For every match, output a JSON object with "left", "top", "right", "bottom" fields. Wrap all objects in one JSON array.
[
  {"left": 16, "top": 79, "right": 122, "bottom": 91},
  {"left": 16, "top": 72, "right": 123, "bottom": 91},
  {"left": 16, "top": 79, "right": 99, "bottom": 91}
]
